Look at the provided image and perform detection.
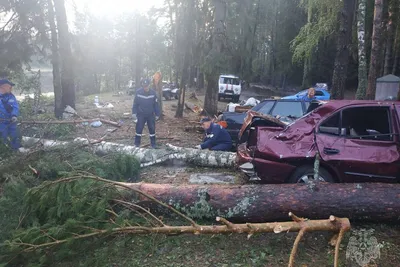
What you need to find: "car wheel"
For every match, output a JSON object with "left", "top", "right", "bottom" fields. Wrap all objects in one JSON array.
[
  {"left": 288, "top": 165, "right": 335, "bottom": 183},
  {"left": 218, "top": 95, "right": 221, "bottom": 101},
  {"left": 174, "top": 95, "right": 178, "bottom": 100}
]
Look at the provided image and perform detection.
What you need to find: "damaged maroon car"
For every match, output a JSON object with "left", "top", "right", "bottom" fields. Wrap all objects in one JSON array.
[{"left": 237, "top": 100, "right": 400, "bottom": 183}]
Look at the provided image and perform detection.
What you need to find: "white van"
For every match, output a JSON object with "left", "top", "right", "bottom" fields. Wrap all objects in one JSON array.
[{"left": 218, "top": 74, "right": 241, "bottom": 102}]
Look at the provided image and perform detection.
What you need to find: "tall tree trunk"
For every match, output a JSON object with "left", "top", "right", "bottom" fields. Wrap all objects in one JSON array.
[
  {"left": 356, "top": 0, "right": 368, "bottom": 99},
  {"left": 302, "top": 59, "right": 311, "bottom": 88},
  {"left": 366, "top": 0, "right": 384, "bottom": 100},
  {"left": 302, "top": 3, "right": 313, "bottom": 88},
  {"left": 53, "top": 0, "right": 75, "bottom": 109},
  {"left": 392, "top": 19, "right": 399, "bottom": 74},
  {"left": 47, "top": 0, "right": 63, "bottom": 118},
  {"left": 331, "top": 0, "right": 356, "bottom": 100},
  {"left": 203, "top": 0, "right": 226, "bottom": 116},
  {"left": 176, "top": 0, "right": 195, "bottom": 118},
  {"left": 134, "top": 16, "right": 142, "bottom": 89}
]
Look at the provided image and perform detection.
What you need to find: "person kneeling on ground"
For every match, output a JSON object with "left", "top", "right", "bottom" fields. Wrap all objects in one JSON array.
[{"left": 195, "top": 117, "right": 232, "bottom": 151}]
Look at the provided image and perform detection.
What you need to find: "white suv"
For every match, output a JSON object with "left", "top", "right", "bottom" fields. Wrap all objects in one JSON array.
[{"left": 218, "top": 74, "right": 241, "bottom": 102}]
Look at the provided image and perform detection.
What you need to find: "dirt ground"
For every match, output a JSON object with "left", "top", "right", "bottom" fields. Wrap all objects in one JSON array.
[
  {"left": 17, "top": 89, "right": 400, "bottom": 267},
  {"left": 74, "top": 89, "right": 227, "bottom": 148}
]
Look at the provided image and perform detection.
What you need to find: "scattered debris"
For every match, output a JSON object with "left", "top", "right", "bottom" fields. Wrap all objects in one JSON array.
[
  {"left": 90, "top": 121, "right": 102, "bottom": 128},
  {"left": 95, "top": 102, "right": 114, "bottom": 108},
  {"left": 226, "top": 102, "right": 241, "bottom": 112},
  {"left": 63, "top": 105, "right": 78, "bottom": 119},
  {"left": 185, "top": 102, "right": 203, "bottom": 114},
  {"left": 21, "top": 118, "right": 121, "bottom": 128},
  {"left": 244, "top": 97, "right": 260, "bottom": 107}
]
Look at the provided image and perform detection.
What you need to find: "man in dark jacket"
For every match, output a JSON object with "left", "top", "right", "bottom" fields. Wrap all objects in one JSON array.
[
  {"left": 132, "top": 79, "right": 161, "bottom": 148},
  {"left": 196, "top": 117, "right": 232, "bottom": 151},
  {"left": 0, "top": 79, "right": 20, "bottom": 150}
]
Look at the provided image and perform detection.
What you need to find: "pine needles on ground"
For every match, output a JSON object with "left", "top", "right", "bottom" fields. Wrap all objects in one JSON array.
[{"left": 0, "top": 147, "right": 142, "bottom": 266}]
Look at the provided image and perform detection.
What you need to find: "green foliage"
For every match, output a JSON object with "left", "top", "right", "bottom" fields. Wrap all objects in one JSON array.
[
  {"left": 12, "top": 70, "right": 42, "bottom": 94},
  {"left": 0, "top": 148, "right": 141, "bottom": 265},
  {"left": 0, "top": 147, "right": 140, "bottom": 183},
  {"left": 291, "top": 0, "right": 342, "bottom": 63}
]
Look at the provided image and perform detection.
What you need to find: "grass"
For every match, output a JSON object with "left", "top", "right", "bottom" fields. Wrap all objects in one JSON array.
[{"left": 51, "top": 223, "right": 400, "bottom": 267}]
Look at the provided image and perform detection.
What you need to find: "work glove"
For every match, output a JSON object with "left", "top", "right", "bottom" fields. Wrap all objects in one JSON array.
[
  {"left": 132, "top": 114, "right": 137, "bottom": 121},
  {"left": 11, "top": 116, "right": 18, "bottom": 123},
  {"left": 195, "top": 145, "right": 202, "bottom": 150}
]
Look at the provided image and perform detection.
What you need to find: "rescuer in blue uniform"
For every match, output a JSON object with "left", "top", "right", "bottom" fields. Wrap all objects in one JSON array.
[
  {"left": 196, "top": 117, "right": 232, "bottom": 151},
  {"left": 132, "top": 79, "right": 160, "bottom": 148},
  {"left": 0, "top": 79, "right": 20, "bottom": 150}
]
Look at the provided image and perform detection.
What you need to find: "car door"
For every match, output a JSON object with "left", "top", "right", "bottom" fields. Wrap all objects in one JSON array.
[{"left": 315, "top": 105, "right": 400, "bottom": 183}]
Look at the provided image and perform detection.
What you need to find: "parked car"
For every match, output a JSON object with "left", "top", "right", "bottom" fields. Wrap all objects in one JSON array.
[
  {"left": 281, "top": 86, "right": 330, "bottom": 101},
  {"left": 218, "top": 74, "right": 241, "bottom": 102},
  {"left": 237, "top": 100, "right": 400, "bottom": 184},
  {"left": 219, "top": 99, "right": 322, "bottom": 145}
]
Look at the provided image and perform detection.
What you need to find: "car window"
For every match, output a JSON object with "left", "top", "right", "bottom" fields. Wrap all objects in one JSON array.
[
  {"left": 319, "top": 112, "right": 340, "bottom": 136},
  {"left": 253, "top": 101, "right": 275, "bottom": 114},
  {"left": 220, "top": 77, "right": 240, "bottom": 85},
  {"left": 315, "top": 90, "right": 324, "bottom": 96},
  {"left": 342, "top": 107, "right": 392, "bottom": 141},
  {"left": 271, "top": 102, "right": 303, "bottom": 118}
]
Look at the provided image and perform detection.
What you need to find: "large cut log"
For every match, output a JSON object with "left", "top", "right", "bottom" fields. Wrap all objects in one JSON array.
[
  {"left": 21, "top": 137, "right": 236, "bottom": 168},
  {"left": 123, "top": 182, "right": 400, "bottom": 222}
]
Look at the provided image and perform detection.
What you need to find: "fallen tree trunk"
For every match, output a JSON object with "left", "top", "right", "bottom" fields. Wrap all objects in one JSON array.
[
  {"left": 124, "top": 182, "right": 400, "bottom": 222},
  {"left": 20, "top": 118, "right": 121, "bottom": 127},
  {"left": 21, "top": 137, "right": 236, "bottom": 168}
]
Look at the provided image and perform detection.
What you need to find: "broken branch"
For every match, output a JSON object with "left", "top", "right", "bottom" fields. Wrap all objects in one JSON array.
[{"left": 20, "top": 118, "right": 121, "bottom": 127}]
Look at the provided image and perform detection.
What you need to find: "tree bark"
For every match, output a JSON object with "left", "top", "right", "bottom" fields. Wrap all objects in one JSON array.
[
  {"left": 53, "top": 0, "right": 75, "bottom": 109},
  {"left": 384, "top": 6, "right": 395, "bottom": 75},
  {"left": 203, "top": 0, "right": 226, "bottom": 116},
  {"left": 356, "top": 0, "right": 368, "bottom": 100},
  {"left": 392, "top": 23, "right": 399, "bottom": 75},
  {"left": 126, "top": 182, "right": 400, "bottom": 222},
  {"left": 176, "top": 0, "right": 195, "bottom": 118},
  {"left": 21, "top": 137, "right": 236, "bottom": 168},
  {"left": 366, "top": 0, "right": 384, "bottom": 100},
  {"left": 134, "top": 16, "right": 142, "bottom": 90},
  {"left": 47, "top": 0, "right": 63, "bottom": 118},
  {"left": 331, "top": 0, "right": 356, "bottom": 100}
]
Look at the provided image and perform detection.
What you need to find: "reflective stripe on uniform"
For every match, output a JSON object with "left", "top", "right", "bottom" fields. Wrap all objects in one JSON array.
[
  {"left": 149, "top": 134, "right": 156, "bottom": 137},
  {"left": 136, "top": 133, "right": 142, "bottom": 136},
  {"left": 137, "top": 95, "right": 155, "bottom": 99}
]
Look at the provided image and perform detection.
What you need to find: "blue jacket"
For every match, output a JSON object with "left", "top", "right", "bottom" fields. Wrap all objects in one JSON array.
[
  {"left": 132, "top": 88, "right": 161, "bottom": 117},
  {"left": 0, "top": 93, "right": 19, "bottom": 121},
  {"left": 201, "top": 123, "right": 232, "bottom": 149},
  {"left": 302, "top": 94, "right": 316, "bottom": 101}
]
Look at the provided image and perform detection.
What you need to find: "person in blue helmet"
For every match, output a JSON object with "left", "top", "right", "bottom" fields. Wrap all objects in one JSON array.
[
  {"left": 0, "top": 79, "right": 20, "bottom": 150},
  {"left": 132, "top": 79, "right": 161, "bottom": 148},
  {"left": 196, "top": 117, "right": 232, "bottom": 151}
]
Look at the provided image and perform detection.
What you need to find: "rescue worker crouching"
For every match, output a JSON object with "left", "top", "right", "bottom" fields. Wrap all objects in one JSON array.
[
  {"left": 0, "top": 79, "right": 20, "bottom": 150},
  {"left": 196, "top": 117, "right": 232, "bottom": 151},
  {"left": 132, "top": 79, "right": 160, "bottom": 148}
]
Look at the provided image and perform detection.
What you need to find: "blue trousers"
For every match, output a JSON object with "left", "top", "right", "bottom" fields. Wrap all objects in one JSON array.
[
  {"left": 135, "top": 115, "right": 156, "bottom": 147},
  {"left": 0, "top": 122, "right": 20, "bottom": 150},
  {"left": 210, "top": 143, "right": 232, "bottom": 151}
]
